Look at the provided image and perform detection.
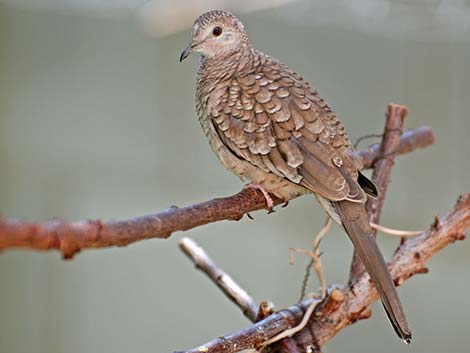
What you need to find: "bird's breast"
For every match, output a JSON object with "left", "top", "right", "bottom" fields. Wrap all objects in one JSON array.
[{"left": 196, "top": 84, "right": 308, "bottom": 201}]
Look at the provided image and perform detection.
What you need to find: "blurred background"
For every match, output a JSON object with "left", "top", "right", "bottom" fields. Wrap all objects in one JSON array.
[{"left": 0, "top": 1, "right": 469, "bottom": 352}]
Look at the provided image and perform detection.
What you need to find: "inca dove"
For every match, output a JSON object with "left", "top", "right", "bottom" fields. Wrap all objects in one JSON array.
[{"left": 180, "top": 10, "right": 411, "bottom": 343}]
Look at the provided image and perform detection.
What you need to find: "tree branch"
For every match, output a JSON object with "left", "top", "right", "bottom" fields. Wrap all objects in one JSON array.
[
  {"left": 356, "top": 126, "right": 434, "bottom": 170},
  {"left": 179, "top": 237, "right": 258, "bottom": 322},
  {"left": 0, "top": 125, "right": 435, "bottom": 259},
  {"left": 179, "top": 237, "right": 302, "bottom": 353},
  {"left": 177, "top": 193, "right": 469, "bottom": 353}
]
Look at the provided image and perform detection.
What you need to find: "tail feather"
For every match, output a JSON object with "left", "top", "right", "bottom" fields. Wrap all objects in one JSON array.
[{"left": 333, "top": 200, "right": 412, "bottom": 343}]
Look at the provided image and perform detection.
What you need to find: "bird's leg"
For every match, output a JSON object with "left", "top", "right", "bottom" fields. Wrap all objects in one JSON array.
[
  {"left": 265, "top": 218, "right": 332, "bottom": 346},
  {"left": 242, "top": 183, "right": 275, "bottom": 212},
  {"left": 370, "top": 222, "right": 422, "bottom": 237}
]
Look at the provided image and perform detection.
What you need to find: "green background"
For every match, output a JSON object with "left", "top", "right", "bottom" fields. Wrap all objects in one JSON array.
[{"left": 0, "top": 2, "right": 469, "bottom": 353}]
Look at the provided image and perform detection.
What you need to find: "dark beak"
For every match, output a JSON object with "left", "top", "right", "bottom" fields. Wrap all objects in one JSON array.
[{"left": 179, "top": 45, "right": 192, "bottom": 62}]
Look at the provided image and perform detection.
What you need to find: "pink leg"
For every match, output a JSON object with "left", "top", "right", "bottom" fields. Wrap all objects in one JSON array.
[{"left": 243, "top": 183, "right": 274, "bottom": 212}]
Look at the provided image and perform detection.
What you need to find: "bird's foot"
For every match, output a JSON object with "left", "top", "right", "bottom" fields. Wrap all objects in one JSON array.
[{"left": 243, "top": 183, "right": 275, "bottom": 213}]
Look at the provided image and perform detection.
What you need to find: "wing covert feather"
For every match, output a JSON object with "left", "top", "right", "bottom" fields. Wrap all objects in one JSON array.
[{"left": 209, "top": 56, "right": 366, "bottom": 202}]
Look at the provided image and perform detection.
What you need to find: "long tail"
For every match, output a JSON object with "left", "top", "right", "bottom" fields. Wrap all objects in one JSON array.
[{"left": 333, "top": 200, "right": 412, "bottom": 343}]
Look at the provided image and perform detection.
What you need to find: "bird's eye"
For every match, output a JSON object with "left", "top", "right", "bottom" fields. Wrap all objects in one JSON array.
[{"left": 212, "top": 26, "right": 223, "bottom": 37}]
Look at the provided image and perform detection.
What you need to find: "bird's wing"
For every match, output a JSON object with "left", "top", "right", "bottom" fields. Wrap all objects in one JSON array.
[{"left": 210, "top": 56, "right": 366, "bottom": 202}]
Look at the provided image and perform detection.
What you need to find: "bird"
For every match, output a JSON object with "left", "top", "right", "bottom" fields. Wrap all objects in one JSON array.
[{"left": 180, "top": 10, "right": 411, "bottom": 343}]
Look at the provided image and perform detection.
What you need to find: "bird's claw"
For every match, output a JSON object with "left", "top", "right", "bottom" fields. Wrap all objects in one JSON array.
[{"left": 243, "top": 183, "right": 274, "bottom": 213}]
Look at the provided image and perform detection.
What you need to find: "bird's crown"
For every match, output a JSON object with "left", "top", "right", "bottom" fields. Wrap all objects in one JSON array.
[{"left": 193, "top": 10, "right": 245, "bottom": 33}]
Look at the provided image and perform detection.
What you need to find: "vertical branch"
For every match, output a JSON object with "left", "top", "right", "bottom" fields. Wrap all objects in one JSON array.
[{"left": 349, "top": 104, "right": 408, "bottom": 282}]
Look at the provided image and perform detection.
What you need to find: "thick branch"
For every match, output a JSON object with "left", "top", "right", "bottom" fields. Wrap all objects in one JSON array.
[
  {"left": 177, "top": 193, "right": 469, "bottom": 353},
  {"left": 0, "top": 126, "right": 435, "bottom": 259}
]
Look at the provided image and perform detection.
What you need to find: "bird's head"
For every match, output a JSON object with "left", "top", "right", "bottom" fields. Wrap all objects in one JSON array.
[{"left": 180, "top": 10, "right": 249, "bottom": 62}]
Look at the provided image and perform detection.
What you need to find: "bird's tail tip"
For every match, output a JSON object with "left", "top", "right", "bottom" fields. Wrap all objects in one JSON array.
[
  {"left": 401, "top": 333, "right": 412, "bottom": 345},
  {"left": 386, "top": 308, "right": 412, "bottom": 344}
]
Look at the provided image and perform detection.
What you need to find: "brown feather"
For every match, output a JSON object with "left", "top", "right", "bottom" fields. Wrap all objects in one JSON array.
[{"left": 334, "top": 200, "right": 411, "bottom": 342}]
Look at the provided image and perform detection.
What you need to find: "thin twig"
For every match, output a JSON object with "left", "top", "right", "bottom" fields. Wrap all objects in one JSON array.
[
  {"left": 370, "top": 222, "right": 422, "bottom": 237},
  {"left": 0, "top": 126, "right": 435, "bottom": 259},
  {"left": 179, "top": 237, "right": 258, "bottom": 322},
  {"left": 293, "top": 217, "right": 332, "bottom": 301},
  {"left": 354, "top": 133, "right": 383, "bottom": 149},
  {"left": 356, "top": 126, "right": 435, "bottom": 171},
  {"left": 299, "top": 257, "right": 314, "bottom": 303}
]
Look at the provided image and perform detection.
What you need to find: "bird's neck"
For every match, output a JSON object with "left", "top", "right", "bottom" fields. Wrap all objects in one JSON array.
[
  {"left": 198, "top": 45, "right": 259, "bottom": 82},
  {"left": 196, "top": 46, "right": 265, "bottom": 115}
]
